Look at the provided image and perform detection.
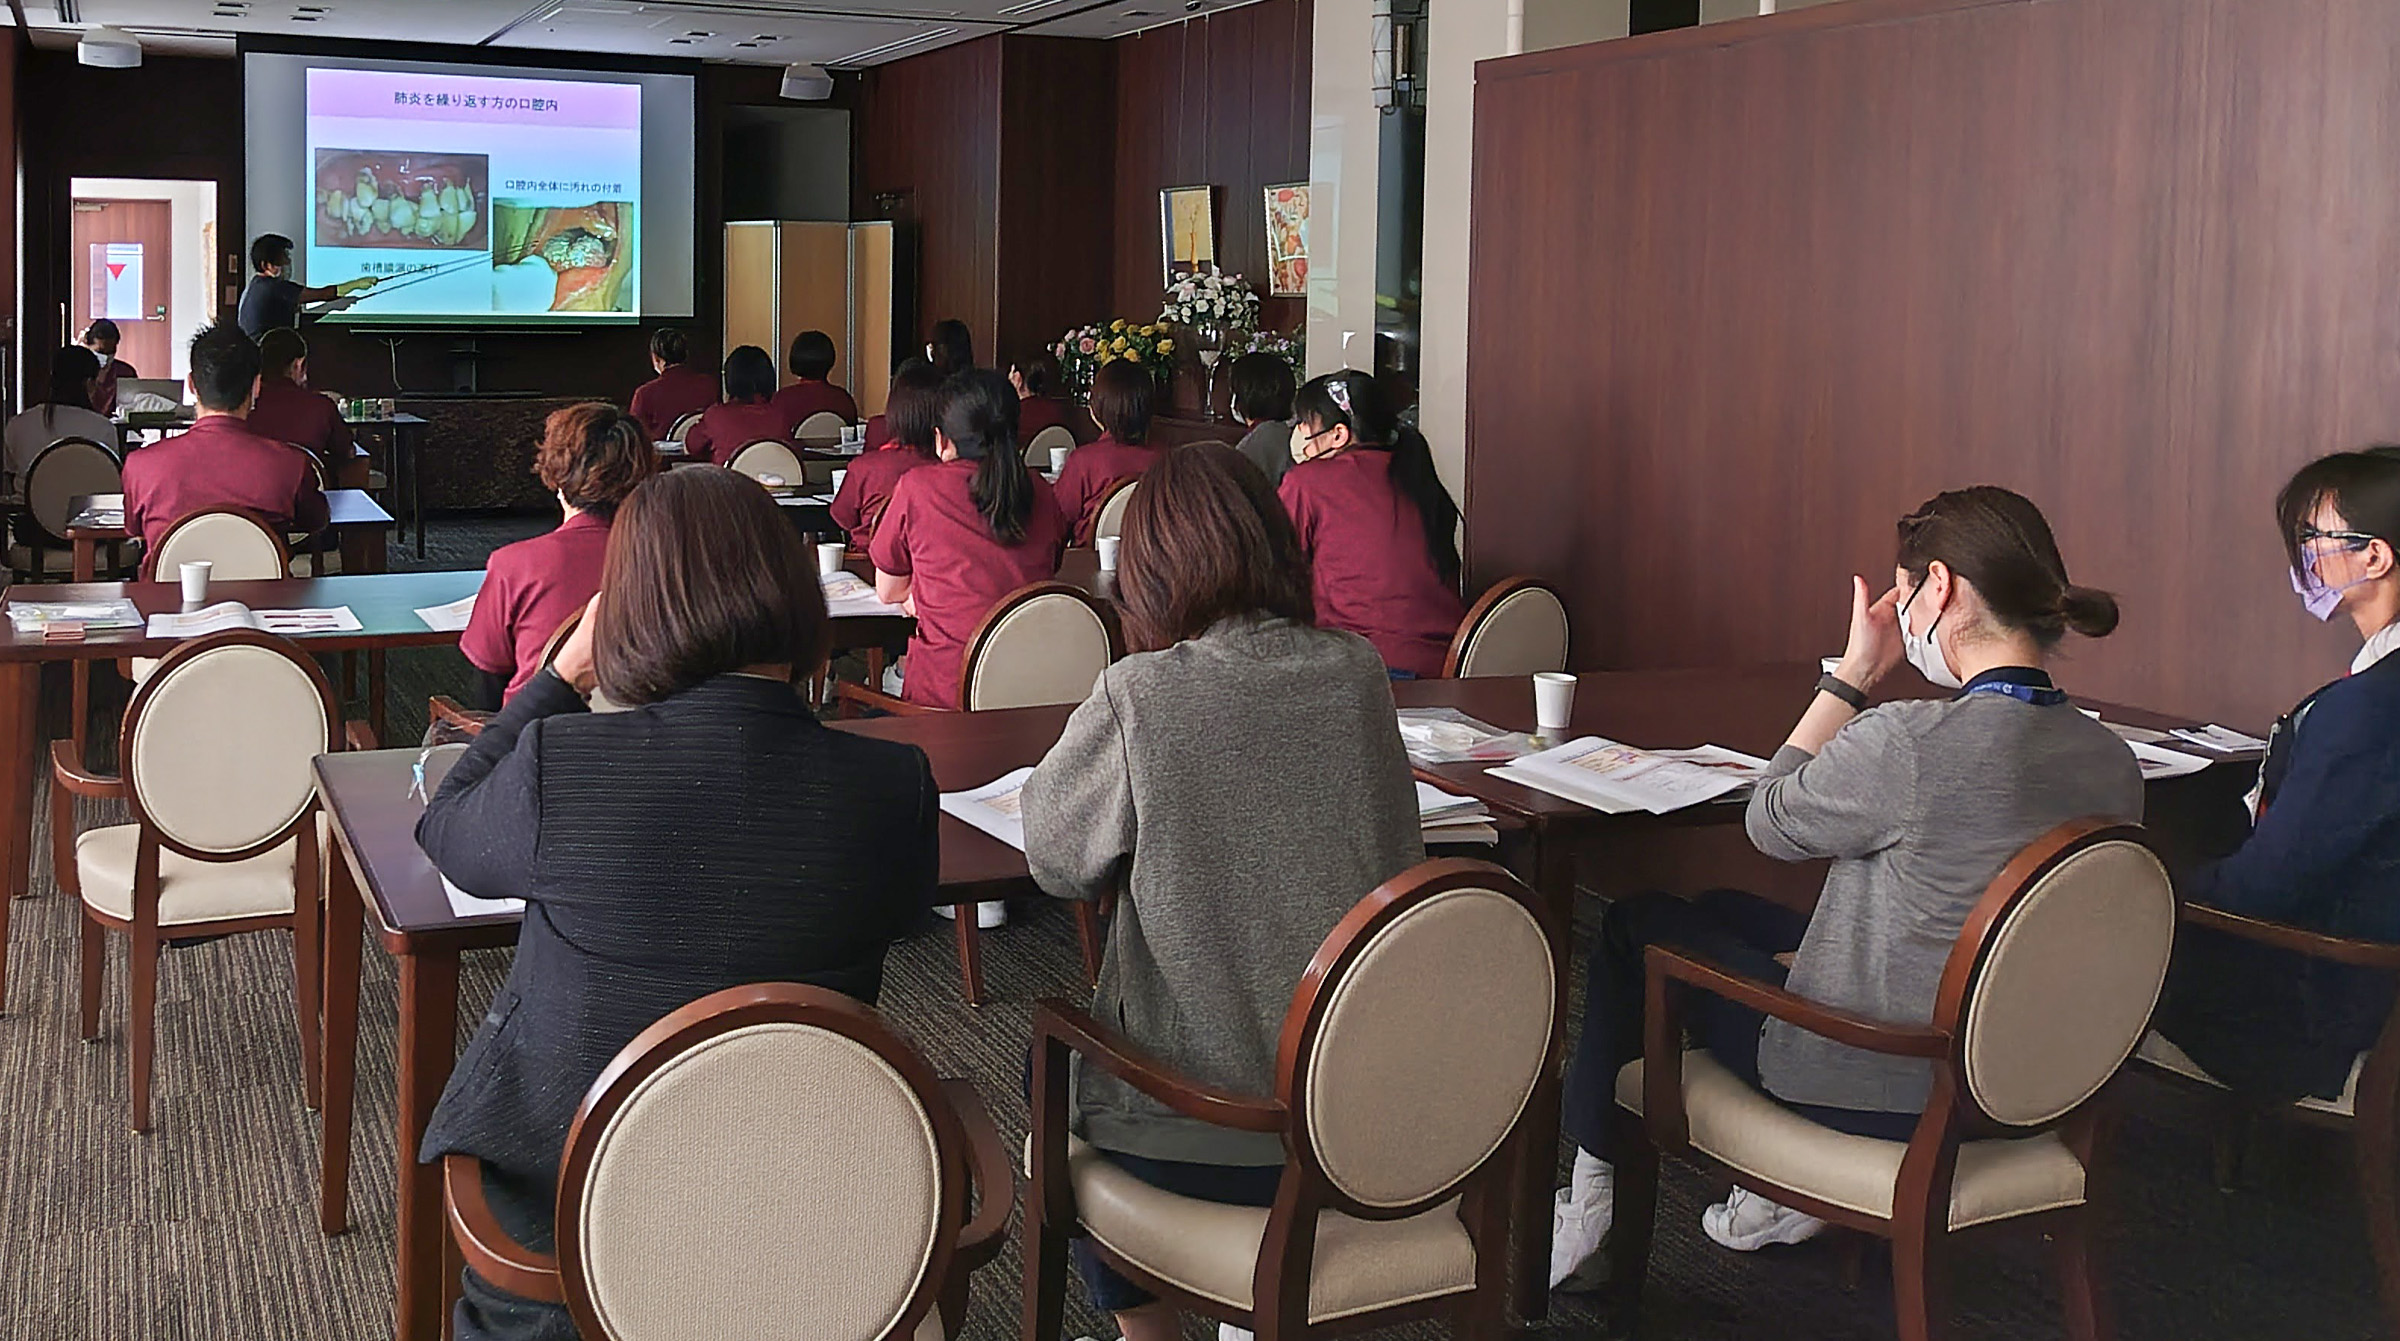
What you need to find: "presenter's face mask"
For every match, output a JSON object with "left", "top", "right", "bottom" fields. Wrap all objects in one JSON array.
[{"left": 1899, "top": 578, "right": 1964, "bottom": 690}]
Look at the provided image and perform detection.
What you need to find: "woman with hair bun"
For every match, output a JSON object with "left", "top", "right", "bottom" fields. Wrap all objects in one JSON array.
[{"left": 1546, "top": 485, "right": 2143, "bottom": 1289}]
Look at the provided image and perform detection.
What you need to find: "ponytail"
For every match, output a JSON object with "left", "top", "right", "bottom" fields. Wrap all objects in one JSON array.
[
  {"left": 1294, "top": 369, "right": 1459, "bottom": 584},
  {"left": 1388, "top": 424, "right": 1461, "bottom": 585},
  {"left": 938, "top": 368, "right": 1034, "bottom": 544}
]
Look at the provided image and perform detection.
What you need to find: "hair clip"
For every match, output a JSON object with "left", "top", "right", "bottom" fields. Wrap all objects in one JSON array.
[{"left": 1326, "top": 376, "right": 1354, "bottom": 416}]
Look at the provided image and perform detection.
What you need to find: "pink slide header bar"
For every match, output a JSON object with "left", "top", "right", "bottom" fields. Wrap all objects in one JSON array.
[{"left": 309, "top": 68, "right": 640, "bottom": 130}]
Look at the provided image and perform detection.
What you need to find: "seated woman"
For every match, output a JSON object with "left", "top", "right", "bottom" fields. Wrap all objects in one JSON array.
[
  {"left": 829, "top": 358, "right": 941, "bottom": 548},
  {"left": 681, "top": 344, "right": 788, "bottom": 467},
  {"left": 1548, "top": 486, "right": 2142, "bottom": 1287},
  {"left": 247, "top": 329, "right": 360, "bottom": 483},
  {"left": 1278, "top": 369, "right": 1465, "bottom": 677},
  {"left": 1052, "top": 359, "right": 1162, "bottom": 543},
  {"left": 80, "top": 319, "right": 136, "bottom": 415},
  {"left": 926, "top": 317, "right": 976, "bottom": 378},
  {"left": 867, "top": 367, "right": 1069, "bottom": 711},
  {"left": 418, "top": 465, "right": 938, "bottom": 1341},
  {"left": 3, "top": 346, "right": 111, "bottom": 494},
  {"left": 2150, "top": 447, "right": 2400, "bottom": 1103},
  {"left": 627, "top": 326, "right": 719, "bottom": 441},
  {"left": 769, "top": 328, "right": 860, "bottom": 434},
  {"left": 1009, "top": 350, "right": 1070, "bottom": 439},
  {"left": 1022, "top": 441, "right": 1423, "bottom": 1341},
  {"left": 459, "top": 403, "right": 658, "bottom": 707},
  {"left": 1227, "top": 351, "right": 1296, "bottom": 485}
]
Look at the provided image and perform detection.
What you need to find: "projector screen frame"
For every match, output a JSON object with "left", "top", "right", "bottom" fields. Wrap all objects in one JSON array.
[{"left": 240, "top": 36, "right": 703, "bottom": 330}]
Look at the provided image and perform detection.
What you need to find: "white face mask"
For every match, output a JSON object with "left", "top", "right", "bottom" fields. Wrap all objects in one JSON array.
[
  {"left": 1901, "top": 583, "right": 1963, "bottom": 689},
  {"left": 1289, "top": 423, "right": 1314, "bottom": 464}
]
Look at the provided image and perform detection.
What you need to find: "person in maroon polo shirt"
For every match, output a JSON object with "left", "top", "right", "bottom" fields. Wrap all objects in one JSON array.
[
  {"left": 1052, "top": 359, "right": 1164, "bottom": 543},
  {"left": 1009, "top": 350, "right": 1070, "bottom": 439},
  {"left": 829, "top": 359, "right": 940, "bottom": 548},
  {"left": 80, "top": 320, "right": 139, "bottom": 416},
  {"left": 627, "top": 327, "right": 719, "bottom": 441},
  {"left": 460, "top": 403, "right": 659, "bottom": 707},
  {"left": 122, "top": 323, "right": 330, "bottom": 554},
  {"left": 769, "top": 329, "right": 860, "bottom": 435},
  {"left": 1278, "top": 369, "right": 1465, "bottom": 678},
  {"left": 682, "top": 345, "right": 790, "bottom": 468},
  {"left": 247, "top": 328, "right": 362, "bottom": 485}
]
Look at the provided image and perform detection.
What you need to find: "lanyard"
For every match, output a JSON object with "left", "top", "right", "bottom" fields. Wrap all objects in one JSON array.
[{"left": 1959, "top": 680, "right": 2068, "bottom": 707}]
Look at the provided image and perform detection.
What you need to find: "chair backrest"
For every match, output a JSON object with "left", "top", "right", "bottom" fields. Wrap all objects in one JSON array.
[
  {"left": 1940, "top": 820, "right": 2175, "bottom": 1129},
  {"left": 143, "top": 507, "right": 291, "bottom": 582},
  {"left": 726, "top": 439, "right": 803, "bottom": 485},
  {"left": 960, "top": 582, "right": 1118, "bottom": 711},
  {"left": 121, "top": 630, "right": 337, "bottom": 859},
  {"left": 665, "top": 411, "right": 704, "bottom": 443},
  {"left": 556, "top": 984, "right": 966, "bottom": 1341},
  {"left": 1444, "top": 578, "right": 1569, "bottom": 678},
  {"left": 1281, "top": 859, "right": 1556, "bottom": 1213},
  {"left": 1090, "top": 477, "right": 1138, "bottom": 541},
  {"left": 1027, "top": 425, "right": 1076, "bottom": 460},
  {"left": 24, "top": 437, "right": 122, "bottom": 540},
  {"left": 796, "top": 411, "right": 848, "bottom": 443}
]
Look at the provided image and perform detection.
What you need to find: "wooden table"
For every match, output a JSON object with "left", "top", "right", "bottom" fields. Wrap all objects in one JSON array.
[
  {"left": 343, "top": 415, "right": 430, "bottom": 559},
  {"left": 63, "top": 489, "right": 397, "bottom": 581},
  {"left": 0, "top": 571, "right": 481, "bottom": 899}
]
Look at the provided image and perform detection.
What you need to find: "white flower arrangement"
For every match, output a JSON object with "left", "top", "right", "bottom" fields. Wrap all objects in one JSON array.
[{"left": 1158, "top": 268, "right": 1262, "bottom": 333}]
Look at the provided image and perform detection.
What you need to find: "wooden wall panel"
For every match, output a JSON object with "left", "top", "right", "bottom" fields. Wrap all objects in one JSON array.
[
  {"left": 860, "top": 37, "right": 1003, "bottom": 368},
  {"left": 1111, "top": 0, "right": 1312, "bottom": 330},
  {"left": 1465, "top": 0, "right": 2400, "bottom": 730},
  {"left": 996, "top": 36, "right": 1119, "bottom": 368}
]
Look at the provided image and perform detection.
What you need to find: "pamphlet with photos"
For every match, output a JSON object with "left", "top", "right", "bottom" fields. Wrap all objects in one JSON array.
[
  {"left": 822, "top": 571, "right": 905, "bottom": 619},
  {"left": 146, "top": 602, "right": 364, "bottom": 639},
  {"left": 1491, "top": 737, "right": 1770, "bottom": 815}
]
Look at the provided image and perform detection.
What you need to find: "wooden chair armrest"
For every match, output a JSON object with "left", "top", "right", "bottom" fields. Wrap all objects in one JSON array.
[
  {"left": 1647, "top": 945, "right": 1951, "bottom": 1059},
  {"left": 2182, "top": 903, "right": 2400, "bottom": 969},
  {"left": 832, "top": 680, "right": 931, "bottom": 718},
  {"left": 48, "top": 740, "right": 124, "bottom": 799},
  {"left": 942, "top": 1078, "right": 1014, "bottom": 1270},
  {"left": 426, "top": 695, "right": 487, "bottom": 738},
  {"left": 344, "top": 720, "right": 379, "bottom": 752},
  {"left": 441, "top": 1155, "right": 563, "bottom": 1304},
  {"left": 1031, "top": 999, "right": 1286, "bottom": 1133}
]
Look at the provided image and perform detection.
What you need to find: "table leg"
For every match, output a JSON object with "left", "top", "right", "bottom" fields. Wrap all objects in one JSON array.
[
  {"left": 1502, "top": 829, "right": 1576, "bottom": 1324},
  {"left": 319, "top": 845, "right": 364, "bottom": 1235},
  {"left": 0, "top": 663, "right": 37, "bottom": 900},
  {"left": 369, "top": 651, "right": 389, "bottom": 750},
  {"left": 72, "top": 537, "right": 95, "bottom": 583},
  {"left": 395, "top": 948, "right": 462, "bottom": 1341},
  {"left": 409, "top": 426, "right": 425, "bottom": 560}
]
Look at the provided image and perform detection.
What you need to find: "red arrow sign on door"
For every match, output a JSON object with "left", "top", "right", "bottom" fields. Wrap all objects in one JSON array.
[{"left": 106, "top": 263, "right": 126, "bottom": 279}]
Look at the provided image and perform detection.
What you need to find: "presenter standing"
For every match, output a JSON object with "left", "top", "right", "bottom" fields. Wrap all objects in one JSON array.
[{"left": 238, "top": 233, "right": 375, "bottom": 338}]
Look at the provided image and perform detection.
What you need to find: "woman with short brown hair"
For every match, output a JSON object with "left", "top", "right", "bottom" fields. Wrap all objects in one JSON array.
[
  {"left": 1021, "top": 441, "right": 1421, "bottom": 1341},
  {"left": 459, "top": 401, "right": 659, "bottom": 705},
  {"left": 419, "top": 464, "right": 938, "bottom": 1341},
  {"left": 1052, "top": 357, "right": 1163, "bottom": 543}
]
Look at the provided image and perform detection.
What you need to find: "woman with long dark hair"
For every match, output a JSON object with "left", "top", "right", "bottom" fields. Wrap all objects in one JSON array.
[
  {"left": 1278, "top": 368, "right": 1465, "bottom": 677},
  {"left": 3, "top": 346, "right": 111, "bottom": 491},
  {"left": 829, "top": 358, "right": 943, "bottom": 547}
]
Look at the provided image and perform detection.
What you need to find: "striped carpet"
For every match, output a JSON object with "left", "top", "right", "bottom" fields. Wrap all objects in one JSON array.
[{"left": 0, "top": 513, "right": 2383, "bottom": 1340}]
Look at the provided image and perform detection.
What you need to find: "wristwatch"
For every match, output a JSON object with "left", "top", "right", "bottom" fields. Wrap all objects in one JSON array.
[{"left": 1816, "top": 672, "right": 1868, "bottom": 710}]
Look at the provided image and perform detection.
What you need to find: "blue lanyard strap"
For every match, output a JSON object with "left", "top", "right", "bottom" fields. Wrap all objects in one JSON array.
[{"left": 1960, "top": 680, "right": 2069, "bottom": 707}]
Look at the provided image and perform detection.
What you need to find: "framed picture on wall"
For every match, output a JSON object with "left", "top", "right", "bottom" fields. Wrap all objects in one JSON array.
[
  {"left": 1263, "top": 183, "right": 1310, "bottom": 297},
  {"left": 1160, "top": 185, "right": 1217, "bottom": 286}
]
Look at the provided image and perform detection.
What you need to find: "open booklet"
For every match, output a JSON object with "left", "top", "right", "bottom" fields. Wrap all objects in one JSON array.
[
  {"left": 146, "top": 602, "right": 362, "bottom": 639},
  {"left": 1489, "top": 737, "right": 1772, "bottom": 815},
  {"left": 822, "top": 570, "right": 906, "bottom": 619},
  {"left": 940, "top": 768, "right": 1500, "bottom": 852}
]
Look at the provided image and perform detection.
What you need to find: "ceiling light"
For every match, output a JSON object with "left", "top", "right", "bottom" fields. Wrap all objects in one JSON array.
[
  {"left": 77, "top": 26, "right": 143, "bottom": 68},
  {"left": 780, "top": 62, "right": 833, "bottom": 100}
]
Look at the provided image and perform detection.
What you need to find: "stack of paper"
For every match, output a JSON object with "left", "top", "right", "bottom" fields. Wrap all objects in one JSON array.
[
  {"left": 1397, "top": 708, "right": 1538, "bottom": 764},
  {"left": 942, "top": 767, "right": 1033, "bottom": 850},
  {"left": 7, "top": 598, "right": 142, "bottom": 633},
  {"left": 1490, "top": 737, "right": 1771, "bottom": 815},
  {"left": 2126, "top": 740, "right": 2211, "bottom": 780},
  {"left": 1418, "top": 782, "right": 1497, "bottom": 845},
  {"left": 775, "top": 493, "right": 839, "bottom": 508},
  {"left": 442, "top": 876, "right": 524, "bottom": 919},
  {"left": 414, "top": 593, "right": 477, "bottom": 633},
  {"left": 146, "top": 602, "right": 363, "bottom": 639},
  {"left": 822, "top": 571, "right": 905, "bottom": 619},
  {"left": 2172, "top": 724, "right": 2270, "bottom": 755}
]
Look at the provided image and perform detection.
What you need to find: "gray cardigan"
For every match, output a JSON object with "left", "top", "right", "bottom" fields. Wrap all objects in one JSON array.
[
  {"left": 1023, "top": 616, "right": 1423, "bottom": 1165},
  {"left": 1745, "top": 693, "right": 2143, "bottom": 1112}
]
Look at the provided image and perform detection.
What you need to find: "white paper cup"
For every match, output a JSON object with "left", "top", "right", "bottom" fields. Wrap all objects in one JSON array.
[
  {"left": 1050, "top": 446, "right": 1073, "bottom": 474},
  {"left": 817, "top": 542, "right": 846, "bottom": 577},
  {"left": 1095, "top": 535, "right": 1121, "bottom": 571},
  {"left": 831, "top": 468, "right": 848, "bottom": 493},
  {"left": 1533, "top": 671, "right": 1578, "bottom": 737},
  {"left": 179, "top": 561, "right": 212, "bottom": 605}
]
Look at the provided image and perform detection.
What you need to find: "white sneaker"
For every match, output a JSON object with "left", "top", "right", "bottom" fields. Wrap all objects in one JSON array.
[
  {"left": 932, "top": 901, "right": 1008, "bottom": 928},
  {"left": 1700, "top": 1187, "right": 1826, "bottom": 1251},
  {"left": 1548, "top": 1148, "right": 1613, "bottom": 1291}
]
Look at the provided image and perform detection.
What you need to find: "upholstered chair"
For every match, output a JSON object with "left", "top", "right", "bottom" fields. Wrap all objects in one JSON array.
[{"left": 1442, "top": 577, "right": 1569, "bottom": 679}]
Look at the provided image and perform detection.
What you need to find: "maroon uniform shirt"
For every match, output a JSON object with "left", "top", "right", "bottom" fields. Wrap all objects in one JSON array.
[
  {"left": 122, "top": 415, "right": 330, "bottom": 553},
  {"left": 683, "top": 400, "right": 791, "bottom": 468},
  {"left": 246, "top": 377, "right": 356, "bottom": 468},
  {"left": 769, "top": 380, "right": 861, "bottom": 436},
  {"left": 1051, "top": 434, "right": 1162, "bottom": 544},
  {"left": 460, "top": 510, "right": 612, "bottom": 699},
  {"left": 1016, "top": 395, "right": 1070, "bottom": 438},
  {"left": 869, "top": 459, "right": 1069, "bottom": 710},
  {"left": 1278, "top": 447, "right": 1466, "bottom": 678},
  {"left": 89, "top": 358, "right": 138, "bottom": 415},
  {"left": 829, "top": 443, "right": 935, "bottom": 546},
  {"left": 629, "top": 364, "right": 720, "bottom": 441}
]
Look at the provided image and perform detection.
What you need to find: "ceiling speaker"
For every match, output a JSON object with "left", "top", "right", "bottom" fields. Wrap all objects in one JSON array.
[
  {"left": 78, "top": 26, "right": 143, "bottom": 68},
  {"left": 780, "top": 63, "right": 833, "bottom": 100}
]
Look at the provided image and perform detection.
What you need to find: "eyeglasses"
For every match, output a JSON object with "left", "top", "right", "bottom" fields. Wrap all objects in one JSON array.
[{"left": 2297, "top": 526, "right": 2379, "bottom": 560}]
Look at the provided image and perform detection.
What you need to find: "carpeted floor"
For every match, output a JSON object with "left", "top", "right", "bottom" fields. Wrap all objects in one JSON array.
[{"left": 0, "top": 512, "right": 2386, "bottom": 1340}]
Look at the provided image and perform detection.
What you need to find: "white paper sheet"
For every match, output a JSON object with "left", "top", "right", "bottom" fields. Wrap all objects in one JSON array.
[
  {"left": 2172, "top": 724, "right": 2270, "bottom": 754},
  {"left": 1497, "top": 737, "right": 1763, "bottom": 815},
  {"left": 256, "top": 606, "right": 362, "bottom": 634},
  {"left": 940, "top": 766, "right": 1035, "bottom": 851},
  {"left": 146, "top": 602, "right": 260, "bottom": 638},
  {"left": 822, "top": 571, "right": 906, "bottom": 619},
  {"left": 775, "top": 493, "right": 838, "bottom": 508},
  {"left": 441, "top": 876, "right": 525, "bottom": 919},
  {"left": 415, "top": 593, "right": 477, "bottom": 632},
  {"left": 2126, "top": 740, "right": 2212, "bottom": 780}
]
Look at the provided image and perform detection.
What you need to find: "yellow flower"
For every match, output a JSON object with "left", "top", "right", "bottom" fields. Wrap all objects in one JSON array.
[
  {"left": 1097, "top": 351, "right": 1115, "bottom": 364},
  {"left": 1140, "top": 325, "right": 1158, "bottom": 336},
  {"left": 1157, "top": 339, "right": 1175, "bottom": 353},
  {"left": 1111, "top": 338, "right": 1129, "bottom": 353},
  {"left": 1110, "top": 319, "right": 1127, "bottom": 333}
]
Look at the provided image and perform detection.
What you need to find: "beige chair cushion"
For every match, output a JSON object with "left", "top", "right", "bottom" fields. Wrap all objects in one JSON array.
[
  {"left": 1963, "top": 839, "right": 2175, "bottom": 1126},
  {"left": 1091, "top": 481, "right": 1137, "bottom": 541},
  {"left": 1616, "top": 1054, "right": 2084, "bottom": 1229},
  {"left": 1028, "top": 425, "right": 1076, "bottom": 459},
  {"left": 1066, "top": 1136, "right": 1475, "bottom": 1323},
  {"left": 128, "top": 643, "right": 328, "bottom": 853},
  {"left": 727, "top": 440, "right": 804, "bottom": 485},
  {"left": 964, "top": 593, "right": 1111, "bottom": 710},
  {"left": 1454, "top": 586, "right": 1569, "bottom": 678},
  {"left": 76, "top": 825, "right": 297, "bottom": 925},
  {"left": 2134, "top": 1031, "right": 2366, "bottom": 1118},
  {"left": 796, "top": 411, "right": 849, "bottom": 443},
  {"left": 576, "top": 1023, "right": 944, "bottom": 1341},
  {"left": 151, "top": 511, "right": 287, "bottom": 580},
  {"left": 1303, "top": 886, "right": 1553, "bottom": 1208},
  {"left": 25, "top": 440, "right": 122, "bottom": 537}
]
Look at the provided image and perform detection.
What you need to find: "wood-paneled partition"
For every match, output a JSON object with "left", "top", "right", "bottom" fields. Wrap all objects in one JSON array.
[{"left": 1465, "top": 0, "right": 2400, "bottom": 729}]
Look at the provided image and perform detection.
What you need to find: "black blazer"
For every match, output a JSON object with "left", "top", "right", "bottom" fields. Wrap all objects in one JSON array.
[{"left": 416, "top": 669, "right": 938, "bottom": 1285}]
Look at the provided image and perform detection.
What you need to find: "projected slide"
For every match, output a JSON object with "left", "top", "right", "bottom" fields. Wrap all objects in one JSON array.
[{"left": 304, "top": 67, "right": 639, "bottom": 319}]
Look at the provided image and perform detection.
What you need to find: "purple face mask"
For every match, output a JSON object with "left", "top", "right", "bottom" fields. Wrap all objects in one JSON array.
[{"left": 2293, "top": 565, "right": 2360, "bottom": 622}]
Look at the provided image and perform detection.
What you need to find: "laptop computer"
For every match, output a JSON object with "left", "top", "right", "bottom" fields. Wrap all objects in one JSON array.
[{"left": 118, "top": 378, "right": 187, "bottom": 406}]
